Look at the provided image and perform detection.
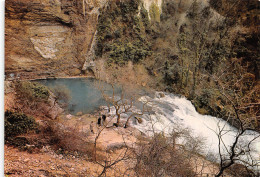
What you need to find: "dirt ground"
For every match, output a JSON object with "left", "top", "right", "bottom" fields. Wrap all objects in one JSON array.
[{"left": 5, "top": 118, "right": 222, "bottom": 177}]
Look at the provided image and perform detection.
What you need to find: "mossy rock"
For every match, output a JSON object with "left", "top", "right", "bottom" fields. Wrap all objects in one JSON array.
[{"left": 196, "top": 107, "right": 209, "bottom": 115}]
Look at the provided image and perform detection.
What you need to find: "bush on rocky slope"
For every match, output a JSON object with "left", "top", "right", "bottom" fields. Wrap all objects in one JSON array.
[
  {"left": 5, "top": 110, "right": 38, "bottom": 138},
  {"left": 95, "top": 0, "right": 152, "bottom": 65}
]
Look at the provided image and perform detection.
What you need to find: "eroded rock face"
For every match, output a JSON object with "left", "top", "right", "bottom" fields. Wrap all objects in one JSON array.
[
  {"left": 29, "top": 26, "right": 69, "bottom": 59},
  {"left": 5, "top": 0, "right": 103, "bottom": 79},
  {"left": 5, "top": 0, "right": 165, "bottom": 80}
]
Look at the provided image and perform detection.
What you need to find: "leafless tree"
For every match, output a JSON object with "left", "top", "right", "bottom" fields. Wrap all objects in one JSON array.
[
  {"left": 91, "top": 123, "right": 134, "bottom": 177},
  {"left": 98, "top": 81, "right": 150, "bottom": 128},
  {"left": 50, "top": 84, "right": 71, "bottom": 108},
  {"left": 95, "top": 144, "right": 130, "bottom": 177},
  {"left": 209, "top": 95, "right": 260, "bottom": 177}
]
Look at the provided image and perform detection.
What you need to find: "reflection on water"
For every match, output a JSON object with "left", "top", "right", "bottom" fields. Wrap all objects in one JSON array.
[{"left": 37, "top": 78, "right": 122, "bottom": 115}]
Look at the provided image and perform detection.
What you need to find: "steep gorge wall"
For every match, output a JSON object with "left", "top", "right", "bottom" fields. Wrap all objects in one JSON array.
[
  {"left": 5, "top": 0, "right": 106, "bottom": 79},
  {"left": 5, "top": 0, "right": 163, "bottom": 80}
]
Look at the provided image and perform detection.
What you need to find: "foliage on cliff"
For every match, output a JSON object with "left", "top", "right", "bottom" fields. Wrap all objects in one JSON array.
[
  {"left": 13, "top": 81, "right": 61, "bottom": 119},
  {"left": 16, "top": 81, "right": 50, "bottom": 101},
  {"left": 95, "top": 0, "right": 152, "bottom": 65},
  {"left": 149, "top": 2, "right": 161, "bottom": 23}
]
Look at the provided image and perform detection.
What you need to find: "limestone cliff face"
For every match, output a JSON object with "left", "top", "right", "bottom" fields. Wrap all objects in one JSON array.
[
  {"left": 5, "top": 0, "right": 106, "bottom": 79},
  {"left": 5, "top": 0, "right": 163, "bottom": 80}
]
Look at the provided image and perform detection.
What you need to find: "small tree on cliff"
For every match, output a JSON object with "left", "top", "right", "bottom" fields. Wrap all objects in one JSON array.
[
  {"left": 210, "top": 62, "right": 260, "bottom": 176},
  {"left": 99, "top": 83, "right": 149, "bottom": 127},
  {"left": 50, "top": 84, "right": 71, "bottom": 108}
]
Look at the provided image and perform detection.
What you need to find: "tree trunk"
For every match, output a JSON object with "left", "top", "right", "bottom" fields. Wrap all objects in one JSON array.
[
  {"left": 181, "top": 59, "right": 184, "bottom": 88},
  {"left": 185, "top": 64, "right": 190, "bottom": 87},
  {"left": 190, "top": 65, "right": 197, "bottom": 99},
  {"left": 116, "top": 108, "right": 120, "bottom": 125},
  {"left": 124, "top": 115, "right": 134, "bottom": 128}
]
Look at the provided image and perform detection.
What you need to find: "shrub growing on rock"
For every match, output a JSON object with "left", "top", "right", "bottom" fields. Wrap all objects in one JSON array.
[
  {"left": 133, "top": 133, "right": 196, "bottom": 176},
  {"left": 14, "top": 81, "right": 53, "bottom": 117},
  {"left": 95, "top": 0, "right": 152, "bottom": 65},
  {"left": 15, "top": 81, "right": 50, "bottom": 102},
  {"left": 5, "top": 110, "right": 37, "bottom": 138}
]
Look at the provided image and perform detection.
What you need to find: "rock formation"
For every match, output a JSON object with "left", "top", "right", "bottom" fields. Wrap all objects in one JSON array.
[
  {"left": 5, "top": 0, "right": 164, "bottom": 80},
  {"left": 5, "top": 0, "right": 105, "bottom": 79}
]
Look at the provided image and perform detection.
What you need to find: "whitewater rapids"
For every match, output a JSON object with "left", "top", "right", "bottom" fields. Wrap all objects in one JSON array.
[{"left": 106, "top": 92, "right": 260, "bottom": 171}]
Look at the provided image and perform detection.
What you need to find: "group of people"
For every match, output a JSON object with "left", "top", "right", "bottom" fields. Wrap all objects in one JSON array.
[
  {"left": 89, "top": 114, "right": 107, "bottom": 134},
  {"left": 97, "top": 114, "right": 107, "bottom": 126}
]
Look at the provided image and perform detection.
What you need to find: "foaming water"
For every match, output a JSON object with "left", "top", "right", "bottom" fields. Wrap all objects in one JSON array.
[{"left": 132, "top": 92, "right": 260, "bottom": 170}]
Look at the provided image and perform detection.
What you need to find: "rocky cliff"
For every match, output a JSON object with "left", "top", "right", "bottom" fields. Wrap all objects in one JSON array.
[
  {"left": 5, "top": 0, "right": 107, "bottom": 79},
  {"left": 5, "top": 0, "right": 163, "bottom": 80}
]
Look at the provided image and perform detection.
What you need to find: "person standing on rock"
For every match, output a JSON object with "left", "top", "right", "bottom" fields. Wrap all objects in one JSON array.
[
  {"left": 97, "top": 117, "right": 101, "bottom": 127},
  {"left": 102, "top": 114, "right": 106, "bottom": 126},
  {"left": 90, "top": 121, "right": 94, "bottom": 134}
]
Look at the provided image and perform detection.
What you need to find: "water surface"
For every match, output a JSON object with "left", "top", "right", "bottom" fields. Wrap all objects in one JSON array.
[{"left": 37, "top": 78, "right": 121, "bottom": 114}]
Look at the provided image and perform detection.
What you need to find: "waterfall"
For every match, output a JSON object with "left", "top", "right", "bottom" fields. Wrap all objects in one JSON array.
[
  {"left": 82, "top": 0, "right": 109, "bottom": 71},
  {"left": 103, "top": 91, "right": 259, "bottom": 171},
  {"left": 129, "top": 92, "right": 260, "bottom": 171},
  {"left": 82, "top": 30, "right": 97, "bottom": 71}
]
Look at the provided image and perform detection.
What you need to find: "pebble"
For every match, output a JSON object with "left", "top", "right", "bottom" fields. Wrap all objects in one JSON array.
[
  {"left": 58, "top": 154, "right": 63, "bottom": 159},
  {"left": 24, "top": 158, "right": 30, "bottom": 163},
  {"left": 39, "top": 175, "right": 47, "bottom": 177},
  {"left": 82, "top": 167, "right": 88, "bottom": 172},
  {"left": 64, "top": 163, "right": 72, "bottom": 168}
]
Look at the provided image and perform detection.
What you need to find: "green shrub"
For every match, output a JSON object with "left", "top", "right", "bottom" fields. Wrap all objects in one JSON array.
[
  {"left": 13, "top": 81, "right": 52, "bottom": 118},
  {"left": 15, "top": 81, "right": 50, "bottom": 102},
  {"left": 149, "top": 2, "right": 161, "bottom": 23},
  {"left": 107, "top": 41, "right": 151, "bottom": 65},
  {"left": 95, "top": 0, "right": 152, "bottom": 64},
  {"left": 5, "top": 110, "right": 37, "bottom": 138},
  {"left": 140, "top": 5, "right": 150, "bottom": 30}
]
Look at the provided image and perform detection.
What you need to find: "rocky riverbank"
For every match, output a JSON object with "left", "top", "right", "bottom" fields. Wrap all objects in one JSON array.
[{"left": 4, "top": 111, "right": 222, "bottom": 177}]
